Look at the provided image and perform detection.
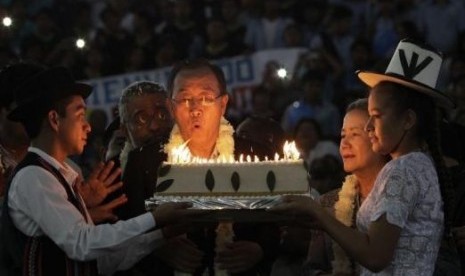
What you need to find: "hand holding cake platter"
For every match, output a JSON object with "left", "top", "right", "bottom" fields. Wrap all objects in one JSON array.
[{"left": 146, "top": 141, "right": 310, "bottom": 222}]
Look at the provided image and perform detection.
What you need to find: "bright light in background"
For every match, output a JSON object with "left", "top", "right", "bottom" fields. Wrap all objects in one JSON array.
[
  {"left": 2, "top": 16, "right": 12, "bottom": 27},
  {"left": 75, "top": 38, "right": 86, "bottom": 49},
  {"left": 277, "top": 68, "right": 287, "bottom": 79}
]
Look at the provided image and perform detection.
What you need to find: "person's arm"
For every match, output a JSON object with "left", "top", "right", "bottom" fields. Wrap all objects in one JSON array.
[
  {"left": 317, "top": 209, "right": 401, "bottom": 272},
  {"left": 272, "top": 196, "right": 401, "bottom": 272},
  {"left": 273, "top": 160, "right": 431, "bottom": 272},
  {"left": 10, "top": 167, "right": 194, "bottom": 261}
]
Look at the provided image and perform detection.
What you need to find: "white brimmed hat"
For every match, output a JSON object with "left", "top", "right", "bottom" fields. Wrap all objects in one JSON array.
[{"left": 357, "top": 39, "right": 454, "bottom": 109}]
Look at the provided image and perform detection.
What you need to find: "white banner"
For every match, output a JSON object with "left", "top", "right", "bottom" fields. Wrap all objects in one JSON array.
[{"left": 84, "top": 47, "right": 307, "bottom": 119}]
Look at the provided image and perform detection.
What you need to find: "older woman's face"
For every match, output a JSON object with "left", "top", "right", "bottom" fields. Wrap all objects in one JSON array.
[{"left": 340, "top": 109, "right": 382, "bottom": 174}]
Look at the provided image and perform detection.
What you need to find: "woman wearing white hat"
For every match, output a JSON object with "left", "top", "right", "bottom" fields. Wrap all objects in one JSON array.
[{"left": 271, "top": 39, "right": 455, "bottom": 275}]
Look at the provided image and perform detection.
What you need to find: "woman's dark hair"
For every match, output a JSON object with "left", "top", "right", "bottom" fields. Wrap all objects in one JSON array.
[
  {"left": 166, "top": 58, "right": 227, "bottom": 98},
  {"left": 376, "top": 81, "right": 455, "bottom": 237}
]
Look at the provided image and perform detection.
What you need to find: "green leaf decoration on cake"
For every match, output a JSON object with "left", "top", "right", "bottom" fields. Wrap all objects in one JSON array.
[
  {"left": 231, "top": 171, "right": 240, "bottom": 192},
  {"left": 205, "top": 169, "right": 215, "bottom": 192},
  {"left": 156, "top": 179, "right": 174, "bottom": 192},
  {"left": 157, "top": 164, "right": 171, "bottom": 177},
  {"left": 267, "top": 171, "right": 276, "bottom": 192}
]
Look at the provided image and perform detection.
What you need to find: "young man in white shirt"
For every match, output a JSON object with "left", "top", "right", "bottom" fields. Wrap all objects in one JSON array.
[{"left": 0, "top": 66, "right": 198, "bottom": 275}]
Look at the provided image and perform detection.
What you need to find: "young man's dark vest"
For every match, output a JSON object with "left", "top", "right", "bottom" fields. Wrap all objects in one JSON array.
[{"left": 0, "top": 152, "right": 97, "bottom": 276}]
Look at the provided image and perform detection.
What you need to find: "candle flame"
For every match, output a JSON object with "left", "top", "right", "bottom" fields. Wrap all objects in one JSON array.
[
  {"left": 169, "top": 140, "right": 301, "bottom": 164},
  {"left": 283, "top": 141, "right": 300, "bottom": 160}
]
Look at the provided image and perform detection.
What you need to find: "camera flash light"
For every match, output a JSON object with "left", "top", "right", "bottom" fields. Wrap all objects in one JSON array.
[
  {"left": 76, "top": 38, "right": 86, "bottom": 49},
  {"left": 2, "top": 16, "right": 12, "bottom": 27},
  {"left": 277, "top": 68, "right": 287, "bottom": 79}
]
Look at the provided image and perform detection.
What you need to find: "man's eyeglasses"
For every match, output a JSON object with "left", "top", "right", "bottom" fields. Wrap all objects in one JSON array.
[
  {"left": 132, "top": 108, "right": 170, "bottom": 127},
  {"left": 171, "top": 95, "right": 223, "bottom": 108}
]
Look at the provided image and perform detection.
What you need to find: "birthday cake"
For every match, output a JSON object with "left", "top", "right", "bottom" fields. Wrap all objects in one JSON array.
[
  {"left": 146, "top": 141, "right": 309, "bottom": 219},
  {"left": 154, "top": 159, "right": 308, "bottom": 196}
]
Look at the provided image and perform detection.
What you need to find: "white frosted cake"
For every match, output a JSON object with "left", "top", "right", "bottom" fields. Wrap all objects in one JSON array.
[
  {"left": 147, "top": 141, "right": 310, "bottom": 220},
  {"left": 154, "top": 160, "right": 309, "bottom": 196}
]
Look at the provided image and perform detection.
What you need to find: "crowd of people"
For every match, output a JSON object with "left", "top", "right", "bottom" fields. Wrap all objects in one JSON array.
[
  {"left": 1, "top": 0, "right": 465, "bottom": 125},
  {"left": 3, "top": 0, "right": 465, "bottom": 174},
  {"left": 1, "top": 0, "right": 465, "bottom": 275}
]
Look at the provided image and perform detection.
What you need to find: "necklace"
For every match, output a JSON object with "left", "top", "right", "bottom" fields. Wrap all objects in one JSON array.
[
  {"left": 331, "top": 174, "right": 359, "bottom": 274},
  {"left": 164, "top": 117, "right": 235, "bottom": 161}
]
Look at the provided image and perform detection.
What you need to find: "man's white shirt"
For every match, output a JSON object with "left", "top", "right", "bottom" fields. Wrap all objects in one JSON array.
[{"left": 8, "top": 147, "right": 164, "bottom": 275}]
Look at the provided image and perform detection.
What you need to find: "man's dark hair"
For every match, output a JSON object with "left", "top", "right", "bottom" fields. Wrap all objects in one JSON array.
[{"left": 166, "top": 58, "right": 227, "bottom": 98}]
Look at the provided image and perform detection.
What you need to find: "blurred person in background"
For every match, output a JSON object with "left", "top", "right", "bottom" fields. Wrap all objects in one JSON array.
[
  {"left": 308, "top": 155, "right": 345, "bottom": 196},
  {"left": 249, "top": 85, "right": 279, "bottom": 121},
  {"left": 416, "top": 0, "right": 465, "bottom": 55},
  {"left": 449, "top": 74, "right": 465, "bottom": 127},
  {"left": 201, "top": 18, "right": 244, "bottom": 60},
  {"left": 366, "top": 0, "right": 398, "bottom": 60},
  {"left": 309, "top": 4, "right": 355, "bottom": 70},
  {"left": 221, "top": 0, "right": 248, "bottom": 51},
  {"left": 293, "top": 118, "right": 340, "bottom": 170},
  {"left": 76, "top": 108, "right": 108, "bottom": 178},
  {"left": 292, "top": 49, "right": 342, "bottom": 104},
  {"left": 244, "top": 0, "right": 293, "bottom": 51},
  {"left": 236, "top": 115, "right": 285, "bottom": 157},
  {"left": 260, "top": 60, "right": 294, "bottom": 119},
  {"left": 281, "top": 70, "right": 341, "bottom": 139}
]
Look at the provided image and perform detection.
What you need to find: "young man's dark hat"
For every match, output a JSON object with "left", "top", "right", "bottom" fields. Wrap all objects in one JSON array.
[
  {"left": 7, "top": 66, "right": 92, "bottom": 122},
  {"left": 0, "top": 62, "right": 45, "bottom": 110}
]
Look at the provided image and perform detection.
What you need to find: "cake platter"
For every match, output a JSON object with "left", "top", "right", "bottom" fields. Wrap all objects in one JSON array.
[{"left": 145, "top": 194, "right": 311, "bottom": 223}]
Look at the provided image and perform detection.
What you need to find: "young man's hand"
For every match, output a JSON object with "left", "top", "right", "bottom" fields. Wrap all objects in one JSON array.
[
  {"left": 88, "top": 194, "right": 128, "bottom": 223},
  {"left": 78, "top": 161, "right": 122, "bottom": 208}
]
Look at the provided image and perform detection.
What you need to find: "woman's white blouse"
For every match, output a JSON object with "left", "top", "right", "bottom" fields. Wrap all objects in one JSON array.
[{"left": 357, "top": 152, "right": 444, "bottom": 276}]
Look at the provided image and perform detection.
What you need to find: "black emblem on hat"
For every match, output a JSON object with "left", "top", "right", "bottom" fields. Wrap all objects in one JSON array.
[{"left": 399, "top": 49, "right": 433, "bottom": 79}]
